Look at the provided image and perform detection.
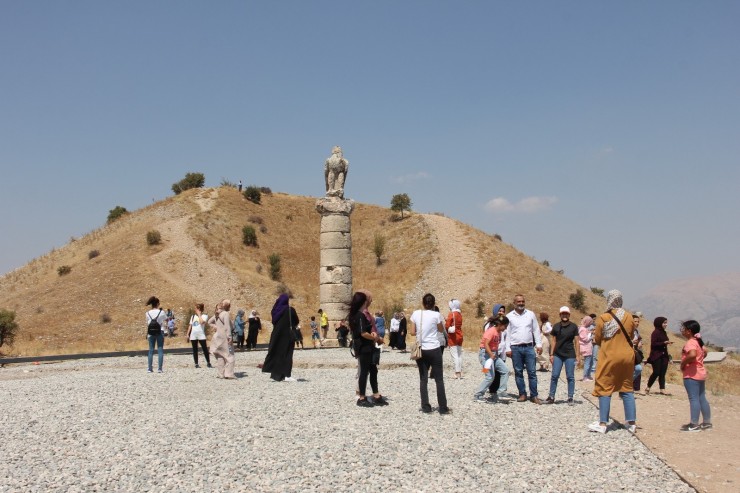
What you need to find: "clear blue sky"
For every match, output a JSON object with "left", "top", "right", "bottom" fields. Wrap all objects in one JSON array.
[{"left": 2, "top": 1, "right": 739, "bottom": 301}]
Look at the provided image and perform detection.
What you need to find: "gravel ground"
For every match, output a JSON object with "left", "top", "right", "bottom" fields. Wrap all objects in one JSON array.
[{"left": 0, "top": 348, "right": 694, "bottom": 492}]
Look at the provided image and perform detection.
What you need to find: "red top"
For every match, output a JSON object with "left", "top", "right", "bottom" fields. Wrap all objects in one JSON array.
[{"left": 446, "top": 311, "right": 463, "bottom": 346}]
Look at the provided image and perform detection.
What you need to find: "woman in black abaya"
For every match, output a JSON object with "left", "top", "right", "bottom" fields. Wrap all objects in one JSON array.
[{"left": 262, "top": 293, "right": 299, "bottom": 382}]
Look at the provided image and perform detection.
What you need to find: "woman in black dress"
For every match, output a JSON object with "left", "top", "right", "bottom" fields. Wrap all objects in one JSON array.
[{"left": 262, "top": 294, "right": 298, "bottom": 382}]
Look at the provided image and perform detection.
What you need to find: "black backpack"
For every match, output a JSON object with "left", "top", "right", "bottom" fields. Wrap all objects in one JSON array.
[{"left": 147, "top": 309, "right": 163, "bottom": 335}]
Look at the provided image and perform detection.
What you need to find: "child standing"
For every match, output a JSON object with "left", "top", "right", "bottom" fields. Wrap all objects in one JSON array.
[
  {"left": 294, "top": 324, "right": 304, "bottom": 349},
  {"left": 679, "top": 320, "right": 712, "bottom": 432},
  {"left": 473, "top": 316, "right": 510, "bottom": 403},
  {"left": 310, "top": 316, "right": 322, "bottom": 348}
]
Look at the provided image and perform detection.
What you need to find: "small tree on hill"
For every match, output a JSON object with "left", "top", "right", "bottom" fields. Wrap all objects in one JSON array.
[
  {"left": 172, "top": 172, "right": 205, "bottom": 195},
  {"left": 569, "top": 289, "right": 586, "bottom": 312},
  {"left": 244, "top": 186, "right": 261, "bottom": 204},
  {"left": 0, "top": 309, "right": 19, "bottom": 347},
  {"left": 390, "top": 193, "right": 412, "bottom": 218},
  {"left": 107, "top": 206, "right": 129, "bottom": 224},
  {"left": 373, "top": 233, "right": 386, "bottom": 266}
]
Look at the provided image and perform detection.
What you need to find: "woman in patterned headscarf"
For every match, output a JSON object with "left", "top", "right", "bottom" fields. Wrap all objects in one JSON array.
[{"left": 588, "top": 290, "right": 637, "bottom": 434}]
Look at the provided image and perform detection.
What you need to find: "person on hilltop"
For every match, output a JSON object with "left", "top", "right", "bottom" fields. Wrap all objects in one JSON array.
[
  {"left": 446, "top": 299, "right": 464, "bottom": 379},
  {"left": 578, "top": 315, "right": 595, "bottom": 381},
  {"left": 505, "top": 294, "right": 543, "bottom": 404},
  {"left": 145, "top": 296, "right": 167, "bottom": 374},
  {"left": 187, "top": 303, "right": 212, "bottom": 369},
  {"left": 545, "top": 306, "right": 580, "bottom": 405},
  {"left": 349, "top": 290, "right": 388, "bottom": 407},
  {"left": 263, "top": 293, "right": 299, "bottom": 382},
  {"left": 537, "top": 312, "right": 552, "bottom": 372},
  {"left": 410, "top": 293, "right": 450, "bottom": 414},
  {"left": 246, "top": 309, "right": 262, "bottom": 350},
  {"left": 588, "top": 290, "right": 637, "bottom": 434},
  {"left": 208, "top": 300, "right": 236, "bottom": 379},
  {"left": 645, "top": 316, "right": 674, "bottom": 396},
  {"left": 679, "top": 320, "right": 712, "bottom": 432}
]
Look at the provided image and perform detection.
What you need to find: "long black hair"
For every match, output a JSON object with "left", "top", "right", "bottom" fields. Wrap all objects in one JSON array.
[
  {"left": 349, "top": 292, "right": 367, "bottom": 320},
  {"left": 683, "top": 320, "right": 704, "bottom": 348}
]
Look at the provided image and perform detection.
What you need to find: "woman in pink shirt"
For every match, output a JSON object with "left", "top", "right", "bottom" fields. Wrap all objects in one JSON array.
[
  {"left": 578, "top": 316, "right": 594, "bottom": 381},
  {"left": 679, "top": 320, "right": 711, "bottom": 432}
]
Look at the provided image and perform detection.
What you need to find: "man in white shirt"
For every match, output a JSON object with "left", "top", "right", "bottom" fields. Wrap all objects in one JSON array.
[{"left": 505, "top": 294, "right": 543, "bottom": 404}]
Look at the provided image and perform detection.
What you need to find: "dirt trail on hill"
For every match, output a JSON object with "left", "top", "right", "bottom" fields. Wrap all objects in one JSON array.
[
  {"left": 150, "top": 188, "right": 245, "bottom": 306},
  {"left": 404, "top": 214, "right": 485, "bottom": 309}
]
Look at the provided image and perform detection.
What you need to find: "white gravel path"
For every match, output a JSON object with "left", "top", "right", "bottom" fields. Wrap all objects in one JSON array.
[{"left": 0, "top": 349, "right": 694, "bottom": 492}]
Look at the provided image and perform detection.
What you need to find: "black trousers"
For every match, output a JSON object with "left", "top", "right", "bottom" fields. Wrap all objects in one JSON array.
[
  {"left": 246, "top": 327, "right": 259, "bottom": 349},
  {"left": 648, "top": 357, "right": 669, "bottom": 390},
  {"left": 416, "top": 347, "right": 448, "bottom": 410},
  {"left": 358, "top": 351, "right": 378, "bottom": 396},
  {"left": 389, "top": 331, "right": 398, "bottom": 348},
  {"left": 489, "top": 370, "right": 502, "bottom": 393},
  {"left": 191, "top": 339, "right": 210, "bottom": 366}
]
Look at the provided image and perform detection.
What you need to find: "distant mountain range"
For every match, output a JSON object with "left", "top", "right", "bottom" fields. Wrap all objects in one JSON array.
[{"left": 634, "top": 272, "right": 740, "bottom": 349}]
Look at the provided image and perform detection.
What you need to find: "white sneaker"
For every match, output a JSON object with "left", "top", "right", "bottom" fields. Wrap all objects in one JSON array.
[
  {"left": 626, "top": 424, "right": 636, "bottom": 434},
  {"left": 283, "top": 377, "right": 297, "bottom": 382},
  {"left": 588, "top": 422, "right": 607, "bottom": 433}
]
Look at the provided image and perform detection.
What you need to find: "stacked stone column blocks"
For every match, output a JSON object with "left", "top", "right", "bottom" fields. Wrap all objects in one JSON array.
[{"left": 316, "top": 198, "right": 354, "bottom": 324}]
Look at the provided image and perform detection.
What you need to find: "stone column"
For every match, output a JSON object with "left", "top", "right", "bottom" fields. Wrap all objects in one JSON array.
[{"left": 315, "top": 197, "right": 354, "bottom": 329}]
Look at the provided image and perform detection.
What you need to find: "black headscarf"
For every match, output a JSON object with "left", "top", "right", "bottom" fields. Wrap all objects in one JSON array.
[{"left": 653, "top": 317, "right": 667, "bottom": 331}]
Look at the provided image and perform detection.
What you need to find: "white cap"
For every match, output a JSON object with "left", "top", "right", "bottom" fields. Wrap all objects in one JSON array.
[{"left": 559, "top": 306, "right": 570, "bottom": 314}]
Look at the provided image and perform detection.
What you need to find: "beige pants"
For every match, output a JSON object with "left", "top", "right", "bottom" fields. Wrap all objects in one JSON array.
[{"left": 537, "top": 336, "right": 551, "bottom": 370}]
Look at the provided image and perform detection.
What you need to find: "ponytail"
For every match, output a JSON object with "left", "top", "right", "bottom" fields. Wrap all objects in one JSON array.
[{"left": 683, "top": 320, "right": 704, "bottom": 348}]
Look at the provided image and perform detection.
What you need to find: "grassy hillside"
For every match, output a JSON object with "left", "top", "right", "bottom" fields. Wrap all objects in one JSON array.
[{"left": 1, "top": 187, "right": 610, "bottom": 357}]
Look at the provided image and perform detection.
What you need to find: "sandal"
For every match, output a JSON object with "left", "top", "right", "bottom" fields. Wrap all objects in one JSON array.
[{"left": 658, "top": 391, "right": 672, "bottom": 396}]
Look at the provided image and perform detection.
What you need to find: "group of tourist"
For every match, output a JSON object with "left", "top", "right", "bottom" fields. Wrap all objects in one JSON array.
[{"left": 145, "top": 287, "right": 712, "bottom": 432}]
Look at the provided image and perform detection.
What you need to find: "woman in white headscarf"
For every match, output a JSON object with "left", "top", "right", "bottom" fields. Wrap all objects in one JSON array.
[
  {"left": 446, "top": 299, "right": 464, "bottom": 379},
  {"left": 588, "top": 290, "right": 637, "bottom": 434}
]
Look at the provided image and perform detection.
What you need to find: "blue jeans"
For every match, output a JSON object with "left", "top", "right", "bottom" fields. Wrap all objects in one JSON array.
[
  {"left": 632, "top": 364, "right": 642, "bottom": 384},
  {"left": 549, "top": 355, "right": 576, "bottom": 399},
  {"left": 598, "top": 392, "right": 636, "bottom": 424},
  {"left": 148, "top": 332, "right": 164, "bottom": 371},
  {"left": 683, "top": 378, "right": 711, "bottom": 425},
  {"left": 511, "top": 345, "right": 537, "bottom": 398},
  {"left": 474, "top": 349, "right": 509, "bottom": 397},
  {"left": 582, "top": 355, "right": 594, "bottom": 379},
  {"left": 592, "top": 345, "right": 599, "bottom": 372}
]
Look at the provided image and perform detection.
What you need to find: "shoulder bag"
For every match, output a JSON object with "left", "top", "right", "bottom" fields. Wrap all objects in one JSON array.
[
  {"left": 608, "top": 310, "right": 644, "bottom": 365},
  {"left": 410, "top": 311, "right": 423, "bottom": 360}
]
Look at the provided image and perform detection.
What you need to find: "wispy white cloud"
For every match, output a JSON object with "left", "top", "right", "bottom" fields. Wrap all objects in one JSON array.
[
  {"left": 484, "top": 196, "right": 558, "bottom": 214},
  {"left": 391, "top": 171, "right": 429, "bottom": 184}
]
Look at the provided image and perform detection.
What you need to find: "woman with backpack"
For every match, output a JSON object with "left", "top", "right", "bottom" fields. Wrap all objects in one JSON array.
[{"left": 145, "top": 296, "right": 167, "bottom": 373}]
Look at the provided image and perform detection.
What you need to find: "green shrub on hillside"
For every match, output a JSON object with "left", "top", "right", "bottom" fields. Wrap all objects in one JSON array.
[
  {"left": 57, "top": 265, "right": 72, "bottom": 276},
  {"left": 373, "top": 233, "right": 386, "bottom": 266},
  {"left": 569, "top": 289, "right": 586, "bottom": 311},
  {"left": 172, "top": 172, "right": 205, "bottom": 195},
  {"left": 244, "top": 186, "right": 261, "bottom": 204},
  {"left": 146, "top": 230, "right": 162, "bottom": 245},
  {"left": 0, "top": 309, "right": 19, "bottom": 347},
  {"left": 107, "top": 206, "right": 129, "bottom": 224},
  {"left": 390, "top": 193, "right": 412, "bottom": 218},
  {"left": 268, "top": 253, "right": 281, "bottom": 281},
  {"left": 242, "top": 225, "right": 258, "bottom": 246}
]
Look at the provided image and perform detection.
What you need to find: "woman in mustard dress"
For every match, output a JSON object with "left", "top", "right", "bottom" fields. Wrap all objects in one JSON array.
[{"left": 589, "top": 290, "right": 637, "bottom": 434}]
